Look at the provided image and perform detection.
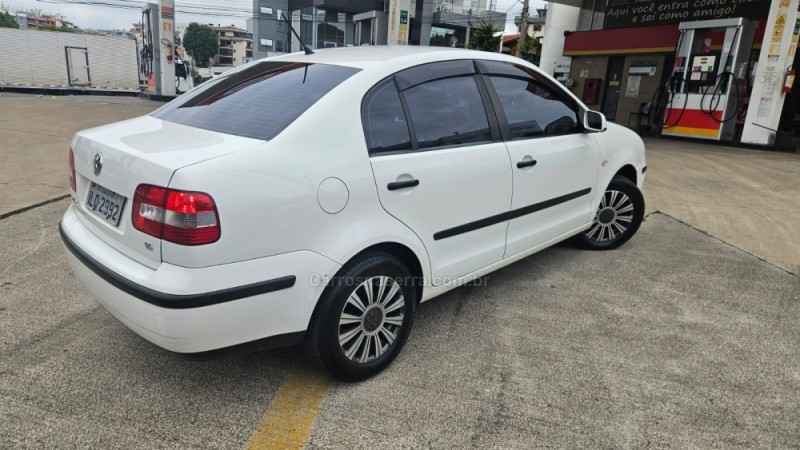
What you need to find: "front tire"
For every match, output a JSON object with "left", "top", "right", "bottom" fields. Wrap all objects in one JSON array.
[
  {"left": 304, "top": 252, "right": 416, "bottom": 381},
  {"left": 573, "top": 176, "right": 645, "bottom": 250}
]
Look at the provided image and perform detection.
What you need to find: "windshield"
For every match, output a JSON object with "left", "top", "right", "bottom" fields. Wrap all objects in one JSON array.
[{"left": 153, "top": 61, "right": 360, "bottom": 141}]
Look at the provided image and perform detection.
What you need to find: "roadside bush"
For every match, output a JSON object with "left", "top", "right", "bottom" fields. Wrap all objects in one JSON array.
[{"left": 191, "top": 69, "right": 203, "bottom": 86}]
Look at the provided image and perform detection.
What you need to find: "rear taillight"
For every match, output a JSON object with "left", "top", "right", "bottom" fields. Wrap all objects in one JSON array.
[
  {"left": 132, "top": 184, "right": 220, "bottom": 245},
  {"left": 68, "top": 148, "right": 76, "bottom": 192},
  {"left": 132, "top": 184, "right": 167, "bottom": 238}
]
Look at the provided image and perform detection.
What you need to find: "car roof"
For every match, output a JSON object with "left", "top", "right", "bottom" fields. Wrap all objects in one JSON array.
[{"left": 262, "top": 46, "right": 512, "bottom": 70}]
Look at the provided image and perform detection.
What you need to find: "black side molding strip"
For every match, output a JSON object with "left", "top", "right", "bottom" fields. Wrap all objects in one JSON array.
[
  {"left": 433, "top": 188, "right": 592, "bottom": 241},
  {"left": 434, "top": 210, "right": 509, "bottom": 241},
  {"left": 509, "top": 188, "right": 591, "bottom": 220},
  {"left": 59, "top": 222, "right": 296, "bottom": 309}
]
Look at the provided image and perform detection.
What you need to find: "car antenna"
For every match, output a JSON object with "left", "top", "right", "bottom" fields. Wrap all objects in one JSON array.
[{"left": 282, "top": 13, "right": 314, "bottom": 55}]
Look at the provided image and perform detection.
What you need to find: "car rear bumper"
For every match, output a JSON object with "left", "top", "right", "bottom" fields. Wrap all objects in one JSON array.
[{"left": 60, "top": 204, "right": 340, "bottom": 355}]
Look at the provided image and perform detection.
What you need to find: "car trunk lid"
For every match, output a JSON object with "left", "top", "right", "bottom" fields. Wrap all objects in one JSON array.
[{"left": 71, "top": 115, "right": 262, "bottom": 268}]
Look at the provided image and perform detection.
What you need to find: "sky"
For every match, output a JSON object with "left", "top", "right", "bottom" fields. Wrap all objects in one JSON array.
[{"left": 1, "top": 0, "right": 544, "bottom": 33}]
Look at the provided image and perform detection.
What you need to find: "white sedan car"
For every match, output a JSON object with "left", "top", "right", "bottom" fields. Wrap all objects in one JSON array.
[{"left": 61, "top": 47, "right": 646, "bottom": 381}]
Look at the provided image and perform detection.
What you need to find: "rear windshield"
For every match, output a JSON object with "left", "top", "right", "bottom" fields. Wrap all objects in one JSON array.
[{"left": 153, "top": 61, "right": 360, "bottom": 141}]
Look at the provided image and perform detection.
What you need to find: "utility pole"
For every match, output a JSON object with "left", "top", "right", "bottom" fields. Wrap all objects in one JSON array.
[
  {"left": 465, "top": 8, "right": 472, "bottom": 49},
  {"left": 517, "top": 0, "right": 529, "bottom": 57}
]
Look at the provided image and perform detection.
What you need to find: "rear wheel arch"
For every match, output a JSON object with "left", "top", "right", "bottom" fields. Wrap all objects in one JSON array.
[
  {"left": 349, "top": 242, "right": 424, "bottom": 304},
  {"left": 310, "top": 241, "right": 426, "bottom": 317}
]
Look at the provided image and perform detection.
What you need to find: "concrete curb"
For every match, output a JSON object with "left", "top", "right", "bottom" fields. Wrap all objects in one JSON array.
[
  {"left": 0, "top": 195, "right": 70, "bottom": 221},
  {"left": 650, "top": 210, "right": 799, "bottom": 278}
]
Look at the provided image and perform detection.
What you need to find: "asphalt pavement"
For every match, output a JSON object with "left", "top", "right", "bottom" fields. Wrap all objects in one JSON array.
[
  {"left": 0, "top": 93, "right": 161, "bottom": 216},
  {"left": 644, "top": 138, "right": 800, "bottom": 275},
  {"left": 1, "top": 199, "right": 798, "bottom": 448}
]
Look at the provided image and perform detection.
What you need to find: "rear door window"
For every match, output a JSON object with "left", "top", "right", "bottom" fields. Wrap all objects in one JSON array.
[{"left": 153, "top": 61, "right": 359, "bottom": 141}]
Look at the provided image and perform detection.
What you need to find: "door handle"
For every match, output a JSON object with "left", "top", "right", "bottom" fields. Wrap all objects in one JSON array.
[
  {"left": 516, "top": 159, "right": 537, "bottom": 169},
  {"left": 387, "top": 179, "right": 419, "bottom": 191}
]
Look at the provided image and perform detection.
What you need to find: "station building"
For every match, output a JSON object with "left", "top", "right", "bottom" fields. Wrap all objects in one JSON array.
[{"left": 543, "top": 0, "right": 799, "bottom": 148}]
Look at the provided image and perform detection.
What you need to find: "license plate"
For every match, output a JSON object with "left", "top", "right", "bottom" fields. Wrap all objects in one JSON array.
[{"left": 86, "top": 184, "right": 126, "bottom": 227}]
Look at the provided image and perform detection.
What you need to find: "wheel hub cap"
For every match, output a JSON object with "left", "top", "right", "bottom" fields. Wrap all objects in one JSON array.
[
  {"left": 362, "top": 307, "right": 384, "bottom": 333},
  {"left": 598, "top": 208, "right": 616, "bottom": 224},
  {"left": 585, "top": 189, "right": 635, "bottom": 242},
  {"left": 338, "top": 276, "right": 405, "bottom": 364}
]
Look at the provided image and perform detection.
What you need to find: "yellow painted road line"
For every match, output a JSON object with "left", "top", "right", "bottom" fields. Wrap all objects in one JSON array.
[{"left": 246, "top": 361, "right": 331, "bottom": 450}]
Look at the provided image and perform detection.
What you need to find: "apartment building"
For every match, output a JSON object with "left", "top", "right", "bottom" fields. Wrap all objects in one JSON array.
[{"left": 211, "top": 25, "right": 254, "bottom": 67}]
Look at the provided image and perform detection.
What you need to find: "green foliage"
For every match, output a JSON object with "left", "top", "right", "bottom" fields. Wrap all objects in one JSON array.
[
  {"left": 470, "top": 19, "right": 500, "bottom": 52},
  {"left": 40, "top": 25, "right": 76, "bottom": 33},
  {"left": 430, "top": 33, "right": 446, "bottom": 47},
  {"left": 183, "top": 23, "right": 219, "bottom": 68},
  {"left": 0, "top": 11, "right": 20, "bottom": 28},
  {"left": 191, "top": 68, "right": 203, "bottom": 86},
  {"left": 515, "top": 36, "right": 542, "bottom": 65}
]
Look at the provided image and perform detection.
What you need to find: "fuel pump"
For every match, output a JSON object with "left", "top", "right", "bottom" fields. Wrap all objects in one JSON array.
[
  {"left": 660, "top": 18, "right": 756, "bottom": 142},
  {"left": 139, "top": 0, "right": 177, "bottom": 98}
]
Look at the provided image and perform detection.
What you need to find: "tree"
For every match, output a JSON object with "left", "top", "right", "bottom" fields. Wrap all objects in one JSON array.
[
  {"left": 0, "top": 12, "right": 20, "bottom": 29},
  {"left": 430, "top": 33, "right": 446, "bottom": 47},
  {"left": 183, "top": 23, "right": 218, "bottom": 68},
  {"left": 190, "top": 68, "right": 204, "bottom": 86},
  {"left": 515, "top": 35, "right": 542, "bottom": 65},
  {"left": 470, "top": 19, "right": 500, "bottom": 52},
  {"left": 40, "top": 25, "right": 76, "bottom": 33}
]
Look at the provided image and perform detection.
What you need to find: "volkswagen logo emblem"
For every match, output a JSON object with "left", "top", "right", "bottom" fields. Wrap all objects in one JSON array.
[
  {"left": 93, "top": 152, "right": 103, "bottom": 176},
  {"left": 363, "top": 307, "right": 383, "bottom": 333}
]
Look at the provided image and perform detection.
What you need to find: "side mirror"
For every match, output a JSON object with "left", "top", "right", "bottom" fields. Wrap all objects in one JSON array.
[{"left": 584, "top": 110, "right": 607, "bottom": 132}]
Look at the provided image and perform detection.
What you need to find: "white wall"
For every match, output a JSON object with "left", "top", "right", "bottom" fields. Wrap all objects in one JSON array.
[{"left": 0, "top": 28, "right": 139, "bottom": 90}]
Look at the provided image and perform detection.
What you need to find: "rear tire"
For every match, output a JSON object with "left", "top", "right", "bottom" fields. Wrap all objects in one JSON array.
[
  {"left": 572, "top": 176, "right": 645, "bottom": 250},
  {"left": 304, "top": 252, "right": 416, "bottom": 381}
]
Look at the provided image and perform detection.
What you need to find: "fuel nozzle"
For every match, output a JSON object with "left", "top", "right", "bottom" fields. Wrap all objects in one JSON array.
[{"left": 719, "top": 54, "right": 734, "bottom": 91}]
